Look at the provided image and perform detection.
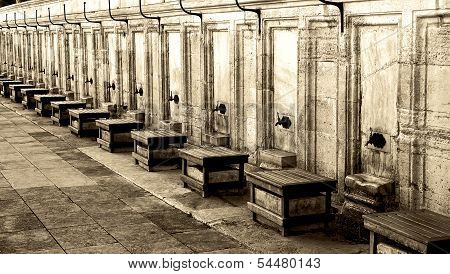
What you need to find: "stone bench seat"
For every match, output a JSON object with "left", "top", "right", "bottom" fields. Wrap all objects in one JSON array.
[
  {"left": 21, "top": 88, "right": 50, "bottom": 109},
  {"left": 9, "top": 84, "right": 34, "bottom": 103},
  {"left": 364, "top": 209, "right": 450, "bottom": 254},
  {"left": 259, "top": 149, "right": 297, "bottom": 169},
  {"left": 131, "top": 129, "right": 188, "bottom": 171},
  {"left": 345, "top": 173, "right": 394, "bottom": 197},
  {"left": 247, "top": 168, "right": 337, "bottom": 236},
  {"left": 179, "top": 146, "right": 249, "bottom": 197},
  {"left": 0, "top": 80, "right": 22, "bottom": 98},
  {"left": 68, "top": 109, "right": 110, "bottom": 137},
  {"left": 159, "top": 120, "right": 182, "bottom": 133},
  {"left": 35, "top": 94, "right": 66, "bottom": 117},
  {"left": 96, "top": 118, "right": 144, "bottom": 153},
  {"left": 51, "top": 101, "right": 87, "bottom": 127},
  {"left": 338, "top": 173, "right": 395, "bottom": 241}
]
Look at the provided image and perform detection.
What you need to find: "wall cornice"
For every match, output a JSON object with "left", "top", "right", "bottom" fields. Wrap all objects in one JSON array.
[{"left": 0, "top": 0, "right": 372, "bottom": 23}]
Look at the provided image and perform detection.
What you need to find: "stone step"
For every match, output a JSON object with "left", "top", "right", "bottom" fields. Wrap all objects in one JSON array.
[
  {"left": 125, "top": 110, "right": 145, "bottom": 123},
  {"left": 345, "top": 173, "right": 394, "bottom": 197},
  {"left": 338, "top": 173, "right": 396, "bottom": 242},
  {"left": 62, "top": 90, "right": 73, "bottom": 99},
  {"left": 159, "top": 120, "right": 183, "bottom": 133},
  {"left": 101, "top": 102, "right": 116, "bottom": 112},
  {"left": 259, "top": 149, "right": 296, "bottom": 169},
  {"left": 204, "top": 132, "right": 230, "bottom": 147},
  {"left": 35, "top": 82, "right": 46, "bottom": 88},
  {"left": 80, "top": 96, "right": 94, "bottom": 108}
]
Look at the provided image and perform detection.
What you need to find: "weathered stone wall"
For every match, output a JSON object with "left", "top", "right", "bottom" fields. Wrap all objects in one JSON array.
[{"left": 0, "top": 0, "right": 449, "bottom": 216}]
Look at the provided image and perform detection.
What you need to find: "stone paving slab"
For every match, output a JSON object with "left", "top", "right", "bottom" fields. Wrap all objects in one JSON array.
[
  {"left": 14, "top": 248, "right": 66, "bottom": 254},
  {"left": 0, "top": 99, "right": 368, "bottom": 254},
  {"left": 82, "top": 146, "right": 368, "bottom": 254},
  {"left": 0, "top": 188, "right": 22, "bottom": 201},
  {"left": 66, "top": 243, "right": 130, "bottom": 254},
  {"left": 172, "top": 229, "right": 242, "bottom": 253},
  {"left": 0, "top": 213, "right": 44, "bottom": 233},
  {"left": 1, "top": 168, "right": 54, "bottom": 189},
  {"left": 56, "top": 149, "right": 92, "bottom": 161},
  {"left": 142, "top": 208, "right": 209, "bottom": 234},
  {"left": 95, "top": 176, "right": 150, "bottom": 199},
  {"left": 0, "top": 152, "right": 28, "bottom": 163},
  {"left": 17, "top": 186, "right": 69, "bottom": 202},
  {"left": 49, "top": 224, "right": 118, "bottom": 250},
  {"left": 205, "top": 247, "right": 254, "bottom": 254},
  {"left": 76, "top": 199, "right": 133, "bottom": 215},
  {"left": 107, "top": 223, "right": 194, "bottom": 254},
  {"left": 121, "top": 196, "right": 175, "bottom": 213},
  {"left": 5, "top": 136, "right": 36, "bottom": 144},
  {"left": 26, "top": 198, "right": 82, "bottom": 215},
  {"left": 32, "top": 160, "right": 75, "bottom": 170},
  {"left": 0, "top": 176, "right": 10, "bottom": 188},
  {"left": 0, "top": 199, "right": 33, "bottom": 217},
  {"left": 0, "top": 160, "right": 35, "bottom": 171},
  {"left": 42, "top": 167, "right": 97, "bottom": 188},
  {"left": 88, "top": 209, "right": 151, "bottom": 228},
  {"left": 61, "top": 187, "right": 118, "bottom": 202},
  {"left": 25, "top": 152, "right": 64, "bottom": 162},
  {"left": 0, "top": 229, "right": 61, "bottom": 254},
  {"left": 35, "top": 210, "right": 97, "bottom": 229}
]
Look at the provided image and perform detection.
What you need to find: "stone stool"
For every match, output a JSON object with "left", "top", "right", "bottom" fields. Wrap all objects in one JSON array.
[{"left": 338, "top": 173, "right": 395, "bottom": 242}]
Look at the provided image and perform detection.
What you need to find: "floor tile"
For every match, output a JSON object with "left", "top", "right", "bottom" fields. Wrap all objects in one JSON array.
[
  {"left": 16, "top": 186, "right": 68, "bottom": 202},
  {"left": 24, "top": 152, "right": 63, "bottom": 162},
  {"left": 166, "top": 192, "right": 229, "bottom": 211},
  {"left": 103, "top": 183, "right": 150, "bottom": 199},
  {"left": 0, "top": 152, "right": 25, "bottom": 162},
  {"left": 1, "top": 168, "right": 53, "bottom": 189},
  {"left": 121, "top": 196, "right": 174, "bottom": 213},
  {"left": 69, "top": 160, "right": 104, "bottom": 169},
  {"left": 0, "top": 178, "right": 10, "bottom": 188},
  {"left": 89, "top": 209, "right": 150, "bottom": 228},
  {"left": 49, "top": 224, "right": 117, "bottom": 250},
  {"left": 56, "top": 149, "right": 93, "bottom": 161},
  {"left": 76, "top": 199, "right": 132, "bottom": 214},
  {"left": 5, "top": 136, "right": 37, "bottom": 144},
  {"left": 0, "top": 188, "right": 21, "bottom": 201},
  {"left": 0, "top": 229, "right": 60, "bottom": 254},
  {"left": 76, "top": 165, "right": 115, "bottom": 178},
  {"left": 66, "top": 243, "right": 130, "bottom": 254},
  {"left": 143, "top": 209, "right": 208, "bottom": 234},
  {"left": 172, "top": 229, "right": 240, "bottom": 253},
  {"left": 108, "top": 223, "right": 193, "bottom": 254},
  {"left": 61, "top": 187, "right": 117, "bottom": 202},
  {"left": 35, "top": 210, "right": 96, "bottom": 229},
  {"left": 95, "top": 175, "right": 149, "bottom": 198},
  {"left": 14, "top": 248, "right": 66, "bottom": 254},
  {"left": 0, "top": 160, "right": 35, "bottom": 171},
  {"left": 0, "top": 199, "right": 32, "bottom": 217},
  {"left": 204, "top": 247, "right": 254, "bottom": 254},
  {"left": 26, "top": 198, "right": 82, "bottom": 215},
  {"left": 42, "top": 167, "right": 97, "bottom": 188},
  {"left": 0, "top": 213, "right": 44, "bottom": 233},
  {"left": 32, "top": 160, "right": 73, "bottom": 170},
  {"left": 29, "top": 132, "right": 56, "bottom": 139}
]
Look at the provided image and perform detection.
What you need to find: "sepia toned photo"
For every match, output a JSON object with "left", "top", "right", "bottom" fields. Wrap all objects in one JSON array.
[{"left": 0, "top": 1, "right": 449, "bottom": 271}]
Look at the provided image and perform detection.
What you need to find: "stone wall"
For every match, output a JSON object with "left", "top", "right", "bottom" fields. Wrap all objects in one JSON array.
[{"left": 0, "top": 0, "right": 449, "bottom": 216}]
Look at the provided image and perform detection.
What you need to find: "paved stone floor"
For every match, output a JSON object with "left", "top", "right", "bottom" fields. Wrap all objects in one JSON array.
[{"left": 0, "top": 98, "right": 368, "bottom": 254}]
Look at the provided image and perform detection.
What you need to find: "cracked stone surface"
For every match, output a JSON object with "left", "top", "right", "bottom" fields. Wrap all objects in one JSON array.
[{"left": 0, "top": 98, "right": 368, "bottom": 254}]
